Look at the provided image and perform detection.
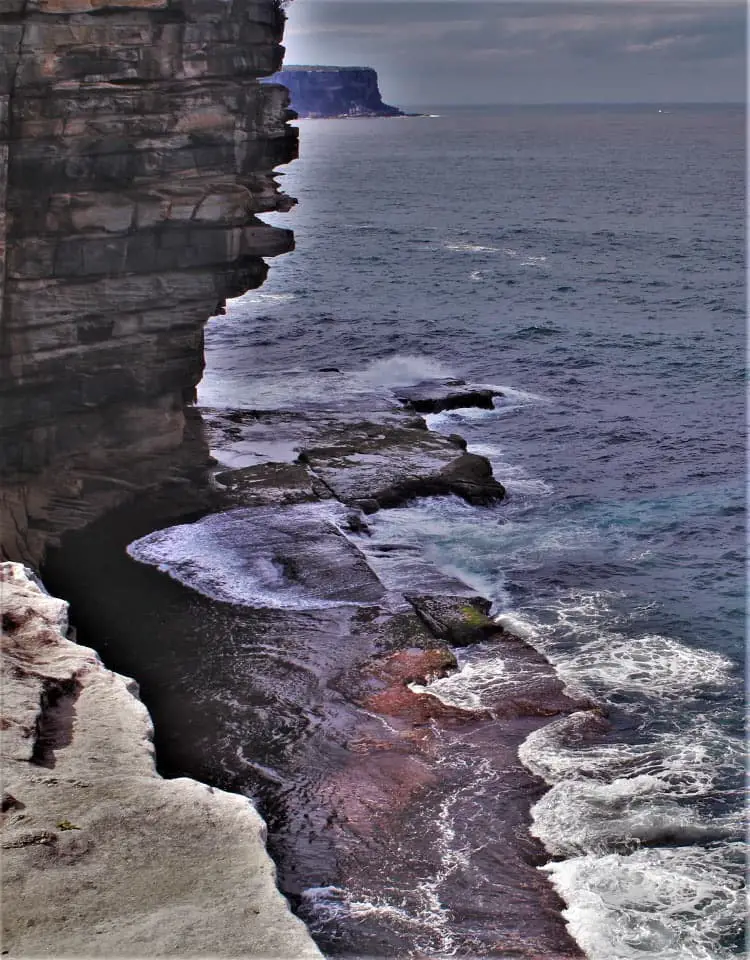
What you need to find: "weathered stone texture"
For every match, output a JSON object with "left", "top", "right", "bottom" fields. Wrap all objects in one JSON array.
[
  {"left": 0, "top": 561, "right": 323, "bottom": 958},
  {"left": 0, "top": 0, "right": 298, "bottom": 561}
]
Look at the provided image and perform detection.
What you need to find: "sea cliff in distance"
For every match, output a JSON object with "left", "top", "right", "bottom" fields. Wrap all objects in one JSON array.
[{"left": 267, "top": 65, "right": 419, "bottom": 118}]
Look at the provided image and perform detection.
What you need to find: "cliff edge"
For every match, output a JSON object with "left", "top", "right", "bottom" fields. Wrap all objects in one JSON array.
[
  {"left": 268, "top": 65, "right": 406, "bottom": 118},
  {"left": 0, "top": 0, "right": 299, "bottom": 564},
  {"left": 0, "top": 561, "right": 322, "bottom": 958}
]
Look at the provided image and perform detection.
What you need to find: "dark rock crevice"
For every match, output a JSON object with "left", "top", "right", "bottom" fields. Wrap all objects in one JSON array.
[{"left": 29, "top": 676, "right": 81, "bottom": 769}]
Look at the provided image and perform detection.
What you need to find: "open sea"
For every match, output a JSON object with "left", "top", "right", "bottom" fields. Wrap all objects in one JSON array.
[{"left": 194, "top": 103, "right": 745, "bottom": 957}]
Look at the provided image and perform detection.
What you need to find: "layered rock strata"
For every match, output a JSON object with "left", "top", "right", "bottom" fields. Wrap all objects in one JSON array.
[
  {"left": 0, "top": 561, "right": 322, "bottom": 958},
  {"left": 267, "top": 66, "right": 407, "bottom": 118},
  {"left": 0, "top": 0, "right": 298, "bottom": 564}
]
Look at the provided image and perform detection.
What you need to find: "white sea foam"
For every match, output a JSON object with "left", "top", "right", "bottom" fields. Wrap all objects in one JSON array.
[
  {"left": 551, "top": 632, "right": 734, "bottom": 701},
  {"left": 465, "top": 444, "right": 553, "bottom": 496},
  {"left": 501, "top": 590, "right": 735, "bottom": 702},
  {"left": 425, "top": 406, "right": 500, "bottom": 430},
  {"left": 301, "top": 869, "right": 459, "bottom": 954},
  {"left": 469, "top": 269, "right": 484, "bottom": 281},
  {"left": 300, "top": 885, "right": 416, "bottom": 928},
  {"left": 423, "top": 382, "right": 548, "bottom": 431},
  {"left": 411, "top": 646, "right": 549, "bottom": 713},
  {"left": 198, "top": 368, "right": 387, "bottom": 412},
  {"left": 359, "top": 354, "right": 458, "bottom": 386},
  {"left": 522, "top": 713, "right": 743, "bottom": 794},
  {"left": 234, "top": 291, "right": 297, "bottom": 306},
  {"left": 504, "top": 476, "right": 555, "bottom": 497},
  {"left": 410, "top": 651, "right": 508, "bottom": 711},
  {"left": 478, "top": 383, "right": 550, "bottom": 406},
  {"left": 444, "top": 242, "right": 500, "bottom": 253},
  {"left": 201, "top": 353, "right": 468, "bottom": 411},
  {"left": 365, "top": 497, "right": 511, "bottom": 606},
  {"left": 127, "top": 502, "right": 385, "bottom": 610},
  {"left": 493, "top": 611, "right": 538, "bottom": 639},
  {"left": 522, "top": 714, "right": 744, "bottom": 857},
  {"left": 530, "top": 777, "right": 743, "bottom": 859},
  {"left": 543, "top": 844, "right": 746, "bottom": 960}
]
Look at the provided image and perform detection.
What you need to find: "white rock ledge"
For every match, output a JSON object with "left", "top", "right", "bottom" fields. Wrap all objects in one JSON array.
[{"left": 0, "top": 561, "right": 322, "bottom": 959}]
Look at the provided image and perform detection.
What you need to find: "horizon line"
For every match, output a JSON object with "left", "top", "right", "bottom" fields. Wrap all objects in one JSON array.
[{"left": 393, "top": 99, "right": 745, "bottom": 107}]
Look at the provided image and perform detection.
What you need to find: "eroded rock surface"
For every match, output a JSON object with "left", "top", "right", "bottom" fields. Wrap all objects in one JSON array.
[
  {"left": 0, "top": 0, "right": 298, "bottom": 563},
  {"left": 0, "top": 561, "right": 322, "bottom": 958},
  {"left": 46, "top": 470, "right": 588, "bottom": 958},
  {"left": 297, "top": 416, "right": 506, "bottom": 509}
]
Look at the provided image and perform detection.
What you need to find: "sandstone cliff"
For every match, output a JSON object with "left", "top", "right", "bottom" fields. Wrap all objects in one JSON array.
[
  {"left": 0, "top": 0, "right": 299, "bottom": 563},
  {"left": 268, "top": 65, "right": 406, "bottom": 118},
  {"left": 0, "top": 561, "right": 322, "bottom": 957}
]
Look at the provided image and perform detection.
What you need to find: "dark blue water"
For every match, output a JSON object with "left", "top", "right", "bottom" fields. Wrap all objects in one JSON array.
[{"left": 198, "top": 104, "right": 745, "bottom": 958}]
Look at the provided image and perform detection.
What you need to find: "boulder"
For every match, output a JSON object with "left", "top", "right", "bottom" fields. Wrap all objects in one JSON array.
[
  {"left": 406, "top": 595, "right": 499, "bottom": 646},
  {"left": 394, "top": 381, "right": 503, "bottom": 414}
]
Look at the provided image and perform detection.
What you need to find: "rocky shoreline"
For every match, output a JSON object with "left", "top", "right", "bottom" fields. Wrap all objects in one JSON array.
[
  {"left": 34, "top": 381, "right": 594, "bottom": 958},
  {"left": 0, "top": 1, "right": 591, "bottom": 955},
  {"left": 0, "top": 562, "right": 322, "bottom": 958}
]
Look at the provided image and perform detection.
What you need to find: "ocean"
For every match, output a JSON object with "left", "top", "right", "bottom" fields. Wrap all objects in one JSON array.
[{"left": 195, "top": 104, "right": 746, "bottom": 958}]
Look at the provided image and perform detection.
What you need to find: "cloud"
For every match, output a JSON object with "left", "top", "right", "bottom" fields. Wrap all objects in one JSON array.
[{"left": 282, "top": 1, "right": 746, "bottom": 103}]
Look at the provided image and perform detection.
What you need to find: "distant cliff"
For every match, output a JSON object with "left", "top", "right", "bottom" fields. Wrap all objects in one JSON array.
[{"left": 268, "top": 66, "right": 406, "bottom": 118}]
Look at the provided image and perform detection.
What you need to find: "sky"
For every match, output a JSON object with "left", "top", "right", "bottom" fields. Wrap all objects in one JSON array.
[{"left": 281, "top": 1, "right": 746, "bottom": 105}]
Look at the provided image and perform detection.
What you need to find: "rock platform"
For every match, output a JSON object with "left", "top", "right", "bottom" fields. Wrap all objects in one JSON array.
[{"left": 36, "top": 384, "right": 591, "bottom": 958}]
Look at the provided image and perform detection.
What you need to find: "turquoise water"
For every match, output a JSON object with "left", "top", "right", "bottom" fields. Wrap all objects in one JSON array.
[{"left": 198, "top": 104, "right": 745, "bottom": 957}]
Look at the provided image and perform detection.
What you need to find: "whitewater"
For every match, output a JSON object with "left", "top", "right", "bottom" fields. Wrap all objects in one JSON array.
[{"left": 196, "top": 104, "right": 745, "bottom": 957}]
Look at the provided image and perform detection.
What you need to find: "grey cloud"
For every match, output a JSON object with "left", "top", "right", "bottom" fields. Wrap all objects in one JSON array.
[{"left": 282, "top": 1, "right": 746, "bottom": 103}]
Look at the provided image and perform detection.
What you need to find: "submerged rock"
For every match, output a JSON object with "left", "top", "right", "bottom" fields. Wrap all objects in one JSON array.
[
  {"left": 127, "top": 502, "right": 388, "bottom": 609},
  {"left": 215, "top": 461, "right": 326, "bottom": 507}
]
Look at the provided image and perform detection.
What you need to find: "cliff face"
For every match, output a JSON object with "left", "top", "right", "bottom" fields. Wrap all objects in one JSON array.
[
  {"left": 0, "top": 0, "right": 299, "bottom": 562},
  {"left": 1, "top": 561, "right": 322, "bottom": 958},
  {"left": 269, "top": 66, "right": 405, "bottom": 118}
]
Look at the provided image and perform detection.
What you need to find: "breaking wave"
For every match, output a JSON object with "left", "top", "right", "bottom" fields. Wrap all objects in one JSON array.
[
  {"left": 543, "top": 844, "right": 746, "bottom": 960},
  {"left": 127, "top": 503, "right": 386, "bottom": 610}
]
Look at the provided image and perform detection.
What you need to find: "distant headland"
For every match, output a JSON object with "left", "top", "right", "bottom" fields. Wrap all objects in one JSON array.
[{"left": 266, "top": 65, "right": 420, "bottom": 118}]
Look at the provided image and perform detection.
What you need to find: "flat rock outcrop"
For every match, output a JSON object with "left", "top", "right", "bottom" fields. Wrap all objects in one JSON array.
[
  {"left": 44, "top": 403, "right": 587, "bottom": 958},
  {"left": 267, "top": 65, "right": 407, "bottom": 118},
  {"left": 297, "top": 416, "right": 506, "bottom": 510},
  {"left": 394, "top": 380, "right": 503, "bottom": 414},
  {"left": 0, "top": 561, "right": 322, "bottom": 958},
  {"left": 0, "top": 0, "right": 298, "bottom": 564},
  {"left": 204, "top": 405, "right": 507, "bottom": 511}
]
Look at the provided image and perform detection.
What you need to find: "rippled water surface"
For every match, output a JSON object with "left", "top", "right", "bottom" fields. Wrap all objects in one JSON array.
[{"left": 200, "top": 104, "right": 745, "bottom": 958}]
